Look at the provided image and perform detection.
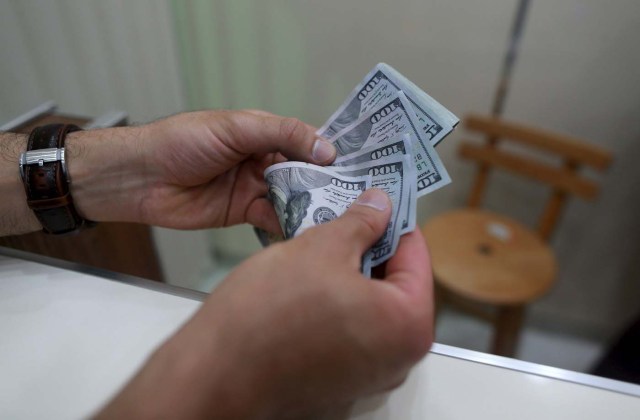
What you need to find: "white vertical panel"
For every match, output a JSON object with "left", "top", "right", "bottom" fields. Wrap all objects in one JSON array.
[
  {"left": 10, "top": 0, "right": 97, "bottom": 113},
  {"left": 56, "top": 0, "right": 120, "bottom": 110},
  {"left": 0, "top": 0, "right": 211, "bottom": 289},
  {"left": 0, "top": 0, "right": 185, "bottom": 123},
  {"left": 0, "top": 1, "right": 47, "bottom": 119}
]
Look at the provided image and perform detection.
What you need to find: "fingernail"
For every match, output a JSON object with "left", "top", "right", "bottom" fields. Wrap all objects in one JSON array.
[
  {"left": 355, "top": 189, "right": 389, "bottom": 211},
  {"left": 312, "top": 138, "right": 336, "bottom": 162}
]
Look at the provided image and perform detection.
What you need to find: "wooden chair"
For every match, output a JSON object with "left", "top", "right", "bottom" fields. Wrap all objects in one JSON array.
[{"left": 422, "top": 114, "right": 613, "bottom": 357}]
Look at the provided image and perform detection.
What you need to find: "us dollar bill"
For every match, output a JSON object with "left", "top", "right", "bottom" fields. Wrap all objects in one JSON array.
[
  {"left": 264, "top": 162, "right": 371, "bottom": 239},
  {"left": 328, "top": 90, "right": 451, "bottom": 197},
  {"left": 318, "top": 63, "right": 458, "bottom": 145},
  {"left": 384, "top": 64, "right": 458, "bottom": 127},
  {"left": 334, "top": 133, "right": 412, "bottom": 167},
  {"left": 333, "top": 134, "right": 417, "bottom": 234},
  {"left": 331, "top": 156, "right": 411, "bottom": 268}
]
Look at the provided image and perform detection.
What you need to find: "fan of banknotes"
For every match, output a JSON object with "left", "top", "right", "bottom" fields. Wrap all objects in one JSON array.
[{"left": 259, "top": 63, "right": 458, "bottom": 276}]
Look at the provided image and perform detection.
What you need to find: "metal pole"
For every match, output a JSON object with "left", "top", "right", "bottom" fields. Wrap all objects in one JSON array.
[{"left": 492, "top": 0, "right": 532, "bottom": 116}]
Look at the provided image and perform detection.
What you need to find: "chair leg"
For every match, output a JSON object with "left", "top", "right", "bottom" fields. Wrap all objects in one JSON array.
[{"left": 491, "top": 305, "right": 525, "bottom": 357}]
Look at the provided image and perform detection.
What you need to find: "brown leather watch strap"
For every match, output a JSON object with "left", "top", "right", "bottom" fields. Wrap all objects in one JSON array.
[{"left": 21, "top": 124, "right": 89, "bottom": 234}]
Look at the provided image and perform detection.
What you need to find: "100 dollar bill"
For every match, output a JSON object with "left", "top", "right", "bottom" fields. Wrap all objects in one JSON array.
[
  {"left": 329, "top": 90, "right": 450, "bottom": 197},
  {"left": 332, "top": 156, "right": 412, "bottom": 267},
  {"left": 318, "top": 63, "right": 458, "bottom": 145},
  {"left": 264, "top": 162, "right": 371, "bottom": 239},
  {"left": 334, "top": 134, "right": 416, "bottom": 234}
]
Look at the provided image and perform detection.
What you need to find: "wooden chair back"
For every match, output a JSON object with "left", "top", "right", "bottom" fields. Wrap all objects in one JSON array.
[{"left": 459, "top": 114, "right": 613, "bottom": 241}]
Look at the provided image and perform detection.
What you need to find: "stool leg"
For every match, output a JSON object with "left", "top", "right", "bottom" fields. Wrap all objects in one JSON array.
[
  {"left": 433, "top": 281, "right": 446, "bottom": 321},
  {"left": 492, "top": 305, "right": 525, "bottom": 357}
]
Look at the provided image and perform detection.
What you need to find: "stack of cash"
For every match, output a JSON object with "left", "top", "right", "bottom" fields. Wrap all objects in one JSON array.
[{"left": 263, "top": 63, "right": 458, "bottom": 276}]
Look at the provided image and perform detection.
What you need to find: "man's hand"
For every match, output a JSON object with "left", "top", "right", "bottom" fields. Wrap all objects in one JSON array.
[
  {"left": 67, "top": 110, "right": 335, "bottom": 232},
  {"left": 97, "top": 189, "right": 434, "bottom": 419}
]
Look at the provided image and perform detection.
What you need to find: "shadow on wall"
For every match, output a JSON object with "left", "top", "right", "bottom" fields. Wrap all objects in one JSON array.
[{"left": 535, "top": 132, "right": 640, "bottom": 338}]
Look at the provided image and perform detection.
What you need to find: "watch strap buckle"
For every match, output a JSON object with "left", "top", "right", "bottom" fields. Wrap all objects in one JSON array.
[
  {"left": 21, "top": 124, "right": 91, "bottom": 234},
  {"left": 19, "top": 147, "right": 67, "bottom": 181}
]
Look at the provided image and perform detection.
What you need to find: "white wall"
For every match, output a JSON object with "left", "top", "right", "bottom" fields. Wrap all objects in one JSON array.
[
  {"left": 505, "top": 0, "right": 640, "bottom": 334},
  {"left": 0, "top": 0, "right": 184, "bottom": 123},
  {"left": 175, "top": 0, "right": 640, "bottom": 336},
  {"left": 3, "top": 0, "right": 639, "bottom": 337},
  {"left": 0, "top": 0, "right": 213, "bottom": 287}
]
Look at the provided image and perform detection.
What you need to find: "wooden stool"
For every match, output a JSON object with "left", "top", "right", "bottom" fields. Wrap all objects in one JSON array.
[
  {"left": 424, "top": 209, "right": 556, "bottom": 356},
  {"left": 423, "top": 114, "right": 613, "bottom": 357}
]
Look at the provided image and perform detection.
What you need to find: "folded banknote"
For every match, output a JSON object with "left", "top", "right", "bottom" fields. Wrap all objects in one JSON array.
[{"left": 259, "top": 63, "right": 457, "bottom": 276}]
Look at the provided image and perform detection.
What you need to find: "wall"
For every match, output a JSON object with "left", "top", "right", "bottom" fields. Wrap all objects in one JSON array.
[
  {"left": 2, "top": 0, "right": 639, "bottom": 337},
  {"left": 173, "top": 0, "right": 640, "bottom": 337},
  {"left": 506, "top": 0, "right": 640, "bottom": 334},
  {"left": 0, "top": 0, "right": 213, "bottom": 287},
  {"left": 0, "top": 0, "right": 185, "bottom": 123}
]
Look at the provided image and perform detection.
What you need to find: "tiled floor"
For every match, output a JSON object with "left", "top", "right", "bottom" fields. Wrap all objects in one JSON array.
[{"left": 198, "top": 263, "right": 605, "bottom": 375}]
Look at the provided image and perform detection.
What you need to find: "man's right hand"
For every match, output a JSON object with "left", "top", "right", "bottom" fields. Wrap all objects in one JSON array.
[{"left": 97, "top": 189, "right": 433, "bottom": 419}]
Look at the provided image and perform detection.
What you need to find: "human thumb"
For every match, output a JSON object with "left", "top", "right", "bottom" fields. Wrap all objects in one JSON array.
[{"left": 321, "top": 189, "right": 392, "bottom": 258}]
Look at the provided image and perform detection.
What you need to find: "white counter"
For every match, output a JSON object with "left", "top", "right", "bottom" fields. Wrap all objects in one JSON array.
[{"left": 1, "top": 248, "right": 639, "bottom": 419}]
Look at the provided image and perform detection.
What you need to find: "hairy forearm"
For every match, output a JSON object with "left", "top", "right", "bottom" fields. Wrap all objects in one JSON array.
[
  {"left": 65, "top": 125, "right": 152, "bottom": 224},
  {"left": 0, "top": 126, "right": 151, "bottom": 236},
  {"left": 0, "top": 132, "right": 41, "bottom": 235}
]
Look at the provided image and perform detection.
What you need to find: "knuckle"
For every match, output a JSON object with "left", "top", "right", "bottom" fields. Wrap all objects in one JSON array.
[
  {"left": 407, "top": 327, "right": 433, "bottom": 362},
  {"left": 349, "top": 209, "right": 382, "bottom": 239},
  {"left": 262, "top": 241, "right": 290, "bottom": 264},
  {"left": 293, "top": 228, "right": 315, "bottom": 248},
  {"left": 240, "top": 108, "right": 264, "bottom": 115},
  {"left": 378, "top": 300, "right": 433, "bottom": 364},
  {"left": 194, "top": 109, "right": 219, "bottom": 120},
  {"left": 298, "top": 223, "right": 347, "bottom": 258},
  {"left": 383, "top": 373, "right": 410, "bottom": 392},
  {"left": 279, "top": 117, "right": 306, "bottom": 142},
  {"left": 283, "top": 226, "right": 319, "bottom": 253},
  {"left": 401, "top": 309, "right": 433, "bottom": 362}
]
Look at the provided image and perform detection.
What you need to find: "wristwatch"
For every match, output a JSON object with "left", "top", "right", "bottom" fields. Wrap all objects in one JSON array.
[{"left": 19, "top": 124, "right": 91, "bottom": 234}]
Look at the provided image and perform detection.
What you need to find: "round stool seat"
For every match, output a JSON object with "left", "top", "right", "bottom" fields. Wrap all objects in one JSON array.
[{"left": 422, "top": 209, "right": 557, "bottom": 305}]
